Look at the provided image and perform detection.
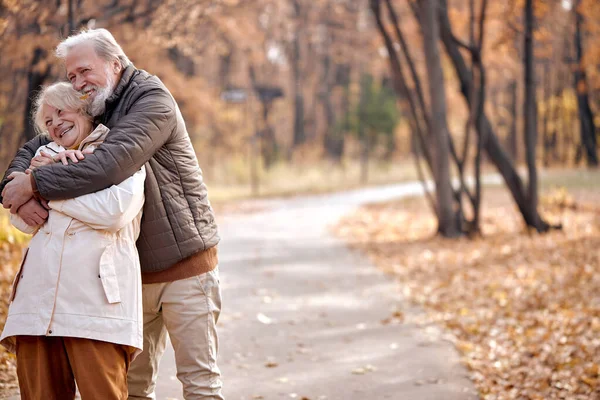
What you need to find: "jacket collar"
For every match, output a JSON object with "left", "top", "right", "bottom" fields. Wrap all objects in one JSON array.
[
  {"left": 78, "top": 124, "right": 110, "bottom": 149},
  {"left": 95, "top": 64, "right": 137, "bottom": 125},
  {"left": 106, "top": 64, "right": 137, "bottom": 106}
]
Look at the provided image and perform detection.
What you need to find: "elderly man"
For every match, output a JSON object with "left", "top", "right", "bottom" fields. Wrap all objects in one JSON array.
[{"left": 1, "top": 29, "right": 223, "bottom": 400}]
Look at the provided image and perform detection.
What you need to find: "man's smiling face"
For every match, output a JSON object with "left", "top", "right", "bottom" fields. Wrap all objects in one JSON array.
[
  {"left": 65, "top": 43, "right": 112, "bottom": 98},
  {"left": 65, "top": 43, "right": 121, "bottom": 116}
]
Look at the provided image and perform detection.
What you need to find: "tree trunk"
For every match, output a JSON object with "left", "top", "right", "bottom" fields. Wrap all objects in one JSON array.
[
  {"left": 327, "top": 64, "right": 352, "bottom": 161},
  {"left": 438, "top": 0, "right": 553, "bottom": 232},
  {"left": 67, "top": 0, "right": 75, "bottom": 33},
  {"left": 508, "top": 80, "right": 518, "bottom": 162},
  {"left": 291, "top": 1, "right": 306, "bottom": 148},
  {"left": 260, "top": 101, "right": 278, "bottom": 169},
  {"left": 420, "top": 0, "right": 460, "bottom": 238},
  {"left": 358, "top": 74, "right": 370, "bottom": 184},
  {"left": 523, "top": 0, "right": 540, "bottom": 225},
  {"left": 320, "top": 45, "right": 340, "bottom": 160},
  {"left": 370, "top": 0, "right": 438, "bottom": 218},
  {"left": 23, "top": 47, "right": 52, "bottom": 142},
  {"left": 360, "top": 132, "right": 370, "bottom": 184},
  {"left": 542, "top": 62, "right": 552, "bottom": 166},
  {"left": 573, "top": 0, "right": 599, "bottom": 166},
  {"left": 324, "top": 65, "right": 350, "bottom": 161}
]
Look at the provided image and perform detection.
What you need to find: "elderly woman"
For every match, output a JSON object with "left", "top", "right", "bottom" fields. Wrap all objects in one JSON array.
[{"left": 1, "top": 82, "right": 145, "bottom": 400}]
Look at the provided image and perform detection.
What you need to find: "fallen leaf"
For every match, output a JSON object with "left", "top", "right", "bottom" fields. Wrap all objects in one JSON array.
[{"left": 334, "top": 185, "right": 600, "bottom": 399}]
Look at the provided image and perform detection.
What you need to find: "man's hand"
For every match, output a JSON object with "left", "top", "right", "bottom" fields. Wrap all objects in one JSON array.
[
  {"left": 54, "top": 148, "right": 94, "bottom": 166},
  {"left": 2, "top": 171, "right": 34, "bottom": 213},
  {"left": 17, "top": 198, "right": 49, "bottom": 226},
  {"left": 30, "top": 151, "right": 56, "bottom": 169}
]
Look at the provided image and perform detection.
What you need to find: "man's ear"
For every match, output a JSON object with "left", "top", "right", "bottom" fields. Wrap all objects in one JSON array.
[{"left": 112, "top": 59, "right": 121, "bottom": 74}]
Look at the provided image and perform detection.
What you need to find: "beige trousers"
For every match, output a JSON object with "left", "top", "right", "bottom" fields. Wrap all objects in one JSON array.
[
  {"left": 127, "top": 267, "right": 223, "bottom": 400},
  {"left": 16, "top": 335, "right": 134, "bottom": 400}
]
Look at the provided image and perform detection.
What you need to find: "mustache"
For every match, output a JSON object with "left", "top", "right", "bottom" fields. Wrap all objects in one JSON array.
[{"left": 81, "top": 85, "right": 99, "bottom": 93}]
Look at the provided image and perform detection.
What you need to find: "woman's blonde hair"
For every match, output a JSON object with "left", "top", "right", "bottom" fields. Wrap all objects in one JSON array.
[{"left": 33, "top": 82, "right": 91, "bottom": 135}]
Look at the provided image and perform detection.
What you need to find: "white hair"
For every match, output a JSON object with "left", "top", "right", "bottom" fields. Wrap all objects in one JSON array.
[
  {"left": 33, "top": 82, "right": 91, "bottom": 136},
  {"left": 56, "top": 28, "right": 130, "bottom": 69}
]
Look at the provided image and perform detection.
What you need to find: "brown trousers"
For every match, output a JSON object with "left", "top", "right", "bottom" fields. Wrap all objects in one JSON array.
[{"left": 16, "top": 335, "right": 135, "bottom": 400}]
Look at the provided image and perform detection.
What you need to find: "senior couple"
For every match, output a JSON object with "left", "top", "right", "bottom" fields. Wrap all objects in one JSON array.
[{"left": 0, "top": 29, "right": 223, "bottom": 400}]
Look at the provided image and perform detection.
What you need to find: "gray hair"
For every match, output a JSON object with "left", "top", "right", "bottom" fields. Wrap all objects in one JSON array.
[
  {"left": 33, "top": 82, "right": 91, "bottom": 136},
  {"left": 56, "top": 28, "right": 130, "bottom": 69}
]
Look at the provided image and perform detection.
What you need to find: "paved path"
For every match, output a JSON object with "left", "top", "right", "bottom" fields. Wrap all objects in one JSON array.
[{"left": 155, "top": 180, "right": 485, "bottom": 400}]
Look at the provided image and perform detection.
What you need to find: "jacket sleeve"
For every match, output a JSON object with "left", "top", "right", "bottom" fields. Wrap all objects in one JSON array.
[
  {"left": 9, "top": 214, "right": 39, "bottom": 235},
  {"left": 32, "top": 87, "right": 176, "bottom": 200},
  {"left": 48, "top": 166, "right": 146, "bottom": 233},
  {"left": 0, "top": 135, "right": 50, "bottom": 204}
]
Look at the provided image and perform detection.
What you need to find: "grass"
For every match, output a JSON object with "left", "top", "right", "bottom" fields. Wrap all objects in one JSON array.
[
  {"left": 539, "top": 167, "right": 600, "bottom": 191},
  {"left": 206, "top": 158, "right": 600, "bottom": 210},
  {"left": 207, "top": 158, "right": 418, "bottom": 204}
]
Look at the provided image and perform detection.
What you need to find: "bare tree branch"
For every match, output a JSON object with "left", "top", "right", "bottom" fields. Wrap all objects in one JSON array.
[
  {"left": 369, "top": 0, "right": 433, "bottom": 168},
  {"left": 383, "top": 0, "right": 430, "bottom": 131}
]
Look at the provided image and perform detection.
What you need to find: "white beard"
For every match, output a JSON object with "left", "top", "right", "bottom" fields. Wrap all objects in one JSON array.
[{"left": 87, "top": 66, "right": 116, "bottom": 117}]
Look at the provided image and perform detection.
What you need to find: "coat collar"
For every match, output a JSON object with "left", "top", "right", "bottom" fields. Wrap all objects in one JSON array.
[
  {"left": 78, "top": 124, "right": 110, "bottom": 149},
  {"left": 106, "top": 64, "right": 137, "bottom": 106},
  {"left": 94, "top": 64, "right": 137, "bottom": 125}
]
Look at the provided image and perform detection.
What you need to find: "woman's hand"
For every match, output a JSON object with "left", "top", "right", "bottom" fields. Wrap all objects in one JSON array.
[
  {"left": 29, "top": 151, "right": 56, "bottom": 169},
  {"left": 54, "top": 148, "right": 95, "bottom": 165}
]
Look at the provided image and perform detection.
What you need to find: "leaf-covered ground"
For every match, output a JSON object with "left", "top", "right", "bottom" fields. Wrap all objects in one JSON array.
[{"left": 333, "top": 184, "right": 600, "bottom": 400}]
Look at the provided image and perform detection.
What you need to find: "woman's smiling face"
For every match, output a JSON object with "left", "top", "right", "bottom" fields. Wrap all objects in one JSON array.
[{"left": 42, "top": 104, "right": 92, "bottom": 149}]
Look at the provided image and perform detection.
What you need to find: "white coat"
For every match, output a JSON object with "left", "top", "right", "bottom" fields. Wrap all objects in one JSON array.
[{"left": 1, "top": 124, "right": 145, "bottom": 358}]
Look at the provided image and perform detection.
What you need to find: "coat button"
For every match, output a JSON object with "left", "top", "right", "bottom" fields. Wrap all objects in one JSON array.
[
  {"left": 48, "top": 330, "right": 53, "bottom": 334},
  {"left": 98, "top": 274, "right": 101, "bottom": 278}
]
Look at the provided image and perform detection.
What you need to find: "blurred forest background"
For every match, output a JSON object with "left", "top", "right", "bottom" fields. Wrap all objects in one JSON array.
[
  {"left": 1, "top": 0, "right": 598, "bottom": 203},
  {"left": 1, "top": 0, "right": 600, "bottom": 397}
]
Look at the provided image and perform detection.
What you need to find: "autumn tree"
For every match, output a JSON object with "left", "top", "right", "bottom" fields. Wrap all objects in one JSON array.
[
  {"left": 369, "top": 0, "right": 561, "bottom": 235},
  {"left": 440, "top": 0, "right": 558, "bottom": 232},
  {"left": 369, "top": 0, "right": 491, "bottom": 236},
  {"left": 418, "top": 0, "right": 460, "bottom": 237},
  {"left": 573, "top": 0, "right": 598, "bottom": 166}
]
